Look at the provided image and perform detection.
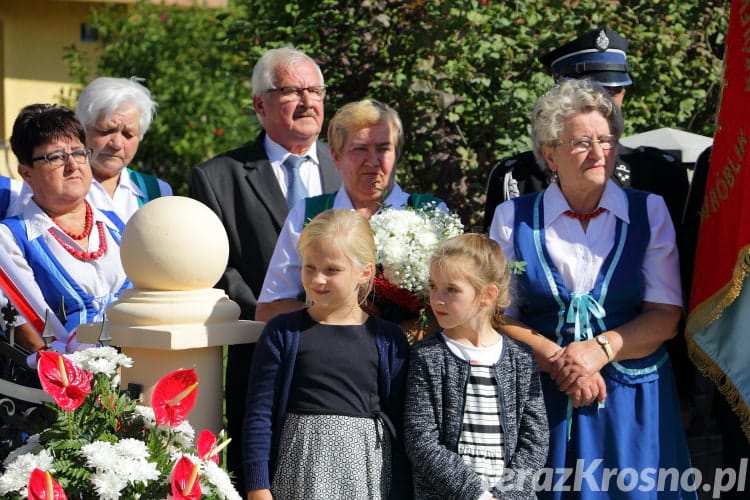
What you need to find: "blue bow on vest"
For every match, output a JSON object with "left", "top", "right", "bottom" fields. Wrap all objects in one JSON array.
[{"left": 566, "top": 292, "right": 606, "bottom": 342}]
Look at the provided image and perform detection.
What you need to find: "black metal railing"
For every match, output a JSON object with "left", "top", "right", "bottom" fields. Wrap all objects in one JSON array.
[{"left": 0, "top": 304, "right": 55, "bottom": 461}]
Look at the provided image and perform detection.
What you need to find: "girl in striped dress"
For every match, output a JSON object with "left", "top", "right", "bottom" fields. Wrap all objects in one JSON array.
[{"left": 404, "top": 233, "right": 548, "bottom": 499}]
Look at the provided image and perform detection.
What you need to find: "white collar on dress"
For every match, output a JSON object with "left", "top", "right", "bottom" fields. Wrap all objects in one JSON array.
[
  {"left": 333, "top": 182, "right": 409, "bottom": 211},
  {"left": 21, "top": 198, "right": 121, "bottom": 240},
  {"left": 543, "top": 179, "right": 630, "bottom": 227},
  {"left": 89, "top": 168, "right": 146, "bottom": 200}
]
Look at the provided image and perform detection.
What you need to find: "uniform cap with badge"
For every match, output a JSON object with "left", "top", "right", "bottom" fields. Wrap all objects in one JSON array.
[{"left": 538, "top": 28, "right": 633, "bottom": 88}]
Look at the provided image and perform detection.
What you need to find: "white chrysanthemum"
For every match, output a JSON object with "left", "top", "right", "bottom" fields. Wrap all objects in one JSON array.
[
  {"left": 67, "top": 346, "right": 132, "bottom": 376},
  {"left": 83, "top": 439, "right": 159, "bottom": 492},
  {"left": 202, "top": 460, "right": 242, "bottom": 500},
  {"left": 117, "top": 458, "right": 143, "bottom": 482},
  {"left": 87, "top": 357, "right": 120, "bottom": 376},
  {"left": 90, "top": 470, "right": 128, "bottom": 500},
  {"left": 180, "top": 452, "right": 201, "bottom": 464},
  {"left": 0, "top": 448, "right": 54, "bottom": 495},
  {"left": 82, "top": 441, "right": 120, "bottom": 471},
  {"left": 172, "top": 420, "right": 195, "bottom": 449},
  {"left": 120, "top": 456, "right": 160, "bottom": 485},
  {"left": 136, "top": 459, "right": 161, "bottom": 484},
  {"left": 115, "top": 438, "right": 149, "bottom": 460},
  {"left": 170, "top": 448, "right": 186, "bottom": 463}
]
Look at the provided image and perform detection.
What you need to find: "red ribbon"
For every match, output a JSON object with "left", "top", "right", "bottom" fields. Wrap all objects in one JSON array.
[{"left": 0, "top": 262, "right": 45, "bottom": 334}]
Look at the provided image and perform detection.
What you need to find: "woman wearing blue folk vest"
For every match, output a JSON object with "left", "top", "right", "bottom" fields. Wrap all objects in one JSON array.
[
  {"left": 0, "top": 104, "right": 130, "bottom": 353},
  {"left": 75, "top": 77, "right": 172, "bottom": 225},
  {"left": 489, "top": 79, "right": 695, "bottom": 499},
  {"left": 255, "top": 99, "right": 447, "bottom": 333}
]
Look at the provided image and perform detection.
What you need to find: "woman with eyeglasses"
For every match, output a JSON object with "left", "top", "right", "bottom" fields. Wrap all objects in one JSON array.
[
  {"left": 0, "top": 104, "right": 130, "bottom": 353},
  {"left": 255, "top": 99, "right": 447, "bottom": 337},
  {"left": 489, "top": 79, "right": 695, "bottom": 499}
]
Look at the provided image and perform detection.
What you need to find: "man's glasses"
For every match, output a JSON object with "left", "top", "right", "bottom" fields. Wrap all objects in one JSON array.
[
  {"left": 557, "top": 135, "right": 618, "bottom": 154},
  {"left": 265, "top": 86, "right": 326, "bottom": 102},
  {"left": 31, "top": 147, "right": 92, "bottom": 168}
]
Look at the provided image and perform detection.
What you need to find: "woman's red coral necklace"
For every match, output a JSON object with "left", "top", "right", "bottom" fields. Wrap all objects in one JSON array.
[
  {"left": 563, "top": 207, "right": 607, "bottom": 221},
  {"left": 49, "top": 201, "right": 108, "bottom": 261},
  {"left": 54, "top": 200, "right": 94, "bottom": 240}
]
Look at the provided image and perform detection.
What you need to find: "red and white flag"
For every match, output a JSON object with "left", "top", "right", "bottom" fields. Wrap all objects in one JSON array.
[{"left": 687, "top": 0, "right": 750, "bottom": 439}]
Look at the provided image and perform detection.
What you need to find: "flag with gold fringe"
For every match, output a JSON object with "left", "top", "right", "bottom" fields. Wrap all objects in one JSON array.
[{"left": 686, "top": 0, "right": 750, "bottom": 439}]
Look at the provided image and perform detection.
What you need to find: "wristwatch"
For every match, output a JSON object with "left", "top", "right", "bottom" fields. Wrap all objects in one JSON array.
[{"left": 596, "top": 334, "right": 614, "bottom": 362}]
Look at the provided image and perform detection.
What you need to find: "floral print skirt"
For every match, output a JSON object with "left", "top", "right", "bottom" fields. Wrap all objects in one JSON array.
[{"left": 271, "top": 413, "right": 391, "bottom": 500}]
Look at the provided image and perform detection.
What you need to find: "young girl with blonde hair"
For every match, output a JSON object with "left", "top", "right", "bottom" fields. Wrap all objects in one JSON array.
[
  {"left": 243, "top": 208, "right": 411, "bottom": 500},
  {"left": 404, "top": 233, "right": 548, "bottom": 499}
]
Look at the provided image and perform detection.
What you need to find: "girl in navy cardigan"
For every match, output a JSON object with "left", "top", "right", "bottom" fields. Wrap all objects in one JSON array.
[{"left": 243, "top": 209, "right": 410, "bottom": 500}]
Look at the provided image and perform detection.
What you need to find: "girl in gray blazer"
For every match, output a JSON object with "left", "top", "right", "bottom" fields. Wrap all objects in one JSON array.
[{"left": 404, "top": 234, "right": 548, "bottom": 499}]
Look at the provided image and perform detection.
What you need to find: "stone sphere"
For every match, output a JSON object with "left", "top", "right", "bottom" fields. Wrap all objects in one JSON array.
[{"left": 120, "top": 196, "right": 229, "bottom": 291}]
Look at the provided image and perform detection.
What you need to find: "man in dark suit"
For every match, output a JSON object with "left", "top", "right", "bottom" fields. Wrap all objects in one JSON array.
[
  {"left": 483, "top": 28, "right": 689, "bottom": 233},
  {"left": 188, "top": 46, "right": 341, "bottom": 493}
]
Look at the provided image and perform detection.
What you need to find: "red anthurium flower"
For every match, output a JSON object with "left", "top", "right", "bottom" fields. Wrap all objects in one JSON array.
[
  {"left": 28, "top": 468, "right": 67, "bottom": 500},
  {"left": 151, "top": 368, "right": 199, "bottom": 427},
  {"left": 170, "top": 456, "right": 202, "bottom": 500},
  {"left": 197, "top": 429, "right": 218, "bottom": 463},
  {"left": 37, "top": 351, "right": 93, "bottom": 411},
  {"left": 197, "top": 429, "right": 232, "bottom": 464}
]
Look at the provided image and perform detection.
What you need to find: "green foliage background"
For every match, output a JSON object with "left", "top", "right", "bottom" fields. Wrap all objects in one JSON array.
[{"left": 63, "top": 0, "right": 729, "bottom": 225}]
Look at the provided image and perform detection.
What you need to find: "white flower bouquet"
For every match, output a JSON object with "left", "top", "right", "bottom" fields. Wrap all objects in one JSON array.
[
  {"left": 370, "top": 203, "right": 464, "bottom": 293},
  {"left": 0, "top": 346, "right": 240, "bottom": 500},
  {"left": 368, "top": 203, "right": 463, "bottom": 324}
]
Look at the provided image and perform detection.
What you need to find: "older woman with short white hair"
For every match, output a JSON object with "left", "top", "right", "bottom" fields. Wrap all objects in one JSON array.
[
  {"left": 75, "top": 77, "right": 172, "bottom": 224},
  {"left": 490, "top": 78, "right": 695, "bottom": 499}
]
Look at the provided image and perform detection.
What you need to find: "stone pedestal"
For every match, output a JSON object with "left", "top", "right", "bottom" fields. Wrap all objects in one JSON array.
[
  {"left": 77, "top": 196, "right": 263, "bottom": 434},
  {"left": 78, "top": 288, "right": 262, "bottom": 433}
]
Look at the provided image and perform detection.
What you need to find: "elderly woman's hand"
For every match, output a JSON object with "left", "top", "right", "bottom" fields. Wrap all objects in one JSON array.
[
  {"left": 536, "top": 346, "right": 565, "bottom": 374},
  {"left": 566, "top": 372, "right": 607, "bottom": 407},
  {"left": 550, "top": 339, "right": 609, "bottom": 393}
]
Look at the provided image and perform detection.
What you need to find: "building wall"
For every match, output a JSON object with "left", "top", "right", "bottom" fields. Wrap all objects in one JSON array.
[
  {"left": 0, "top": 0, "right": 225, "bottom": 177},
  {"left": 0, "top": 0, "right": 102, "bottom": 177}
]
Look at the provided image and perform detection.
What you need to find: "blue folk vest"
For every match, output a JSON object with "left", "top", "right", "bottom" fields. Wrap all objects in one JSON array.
[
  {"left": 1, "top": 217, "right": 131, "bottom": 332},
  {"left": 512, "top": 189, "right": 667, "bottom": 383}
]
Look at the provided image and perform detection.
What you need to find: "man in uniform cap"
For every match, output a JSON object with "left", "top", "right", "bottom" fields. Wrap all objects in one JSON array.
[{"left": 482, "top": 28, "right": 689, "bottom": 234}]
